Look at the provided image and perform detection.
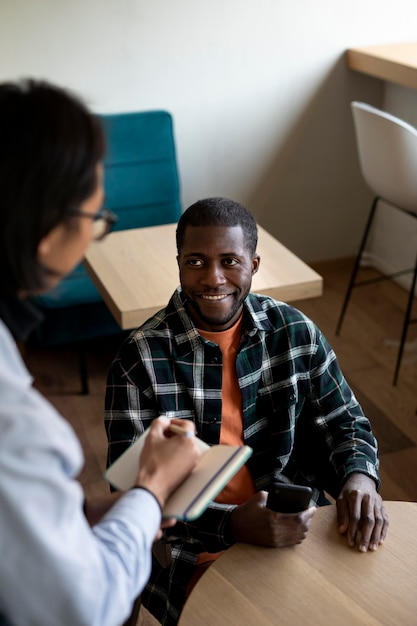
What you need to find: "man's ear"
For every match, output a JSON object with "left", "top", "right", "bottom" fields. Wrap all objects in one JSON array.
[{"left": 252, "top": 254, "right": 260, "bottom": 275}]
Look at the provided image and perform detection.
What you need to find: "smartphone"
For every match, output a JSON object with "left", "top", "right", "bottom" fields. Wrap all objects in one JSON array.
[{"left": 266, "top": 483, "right": 313, "bottom": 513}]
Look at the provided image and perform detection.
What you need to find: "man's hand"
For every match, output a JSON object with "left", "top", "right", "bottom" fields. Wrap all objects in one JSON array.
[
  {"left": 229, "top": 491, "right": 315, "bottom": 548},
  {"left": 336, "top": 473, "right": 389, "bottom": 552}
]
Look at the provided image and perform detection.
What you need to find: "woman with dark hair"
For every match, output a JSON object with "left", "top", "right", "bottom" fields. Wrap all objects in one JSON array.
[{"left": 0, "top": 80, "right": 200, "bottom": 626}]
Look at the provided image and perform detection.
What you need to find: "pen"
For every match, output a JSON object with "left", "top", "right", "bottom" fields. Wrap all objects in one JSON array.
[{"left": 168, "top": 423, "right": 195, "bottom": 438}]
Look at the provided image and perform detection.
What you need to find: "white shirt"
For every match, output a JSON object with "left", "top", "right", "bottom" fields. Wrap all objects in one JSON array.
[{"left": 0, "top": 318, "right": 161, "bottom": 626}]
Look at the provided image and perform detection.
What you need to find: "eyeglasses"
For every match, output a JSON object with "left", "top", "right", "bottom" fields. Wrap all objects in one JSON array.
[{"left": 70, "top": 207, "right": 118, "bottom": 241}]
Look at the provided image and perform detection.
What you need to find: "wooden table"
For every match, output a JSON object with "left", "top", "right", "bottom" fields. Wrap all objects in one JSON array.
[
  {"left": 178, "top": 501, "right": 417, "bottom": 626},
  {"left": 347, "top": 42, "right": 417, "bottom": 89},
  {"left": 84, "top": 223, "right": 322, "bottom": 330}
]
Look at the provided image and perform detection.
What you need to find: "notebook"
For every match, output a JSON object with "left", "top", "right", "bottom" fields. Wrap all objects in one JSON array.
[{"left": 105, "top": 425, "right": 252, "bottom": 521}]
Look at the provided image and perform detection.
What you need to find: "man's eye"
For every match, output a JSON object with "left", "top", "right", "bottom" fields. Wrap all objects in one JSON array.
[
  {"left": 188, "top": 259, "right": 203, "bottom": 267},
  {"left": 223, "top": 258, "right": 238, "bottom": 266}
]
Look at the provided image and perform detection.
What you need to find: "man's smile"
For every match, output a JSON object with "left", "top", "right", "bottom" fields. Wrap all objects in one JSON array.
[{"left": 200, "top": 293, "right": 229, "bottom": 301}]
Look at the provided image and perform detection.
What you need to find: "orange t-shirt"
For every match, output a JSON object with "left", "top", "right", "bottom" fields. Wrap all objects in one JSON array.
[{"left": 194, "top": 315, "right": 256, "bottom": 572}]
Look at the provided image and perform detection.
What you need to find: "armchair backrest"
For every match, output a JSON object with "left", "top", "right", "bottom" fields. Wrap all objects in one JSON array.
[
  {"left": 31, "top": 109, "right": 182, "bottom": 346},
  {"left": 100, "top": 110, "right": 181, "bottom": 229}
]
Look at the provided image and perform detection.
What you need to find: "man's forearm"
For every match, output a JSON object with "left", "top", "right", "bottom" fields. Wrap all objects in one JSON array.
[{"left": 165, "top": 502, "right": 237, "bottom": 551}]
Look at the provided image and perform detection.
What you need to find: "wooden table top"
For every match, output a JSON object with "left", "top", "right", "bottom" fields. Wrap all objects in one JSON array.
[
  {"left": 84, "top": 223, "right": 323, "bottom": 330},
  {"left": 347, "top": 42, "right": 417, "bottom": 89},
  {"left": 178, "top": 501, "right": 417, "bottom": 626}
]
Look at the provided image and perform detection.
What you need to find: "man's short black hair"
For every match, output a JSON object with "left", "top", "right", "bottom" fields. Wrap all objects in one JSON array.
[{"left": 176, "top": 197, "right": 258, "bottom": 255}]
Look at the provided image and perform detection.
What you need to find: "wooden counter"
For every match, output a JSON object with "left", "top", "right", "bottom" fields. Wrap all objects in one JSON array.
[
  {"left": 179, "top": 501, "right": 417, "bottom": 626},
  {"left": 347, "top": 42, "right": 417, "bottom": 89}
]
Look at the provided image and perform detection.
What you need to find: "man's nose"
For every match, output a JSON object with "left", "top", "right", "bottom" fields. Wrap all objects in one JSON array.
[{"left": 201, "top": 263, "right": 226, "bottom": 286}]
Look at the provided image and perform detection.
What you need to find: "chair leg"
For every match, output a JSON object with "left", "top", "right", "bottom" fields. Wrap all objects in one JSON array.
[
  {"left": 77, "top": 348, "right": 89, "bottom": 395},
  {"left": 392, "top": 250, "right": 417, "bottom": 386},
  {"left": 336, "top": 196, "right": 379, "bottom": 336}
]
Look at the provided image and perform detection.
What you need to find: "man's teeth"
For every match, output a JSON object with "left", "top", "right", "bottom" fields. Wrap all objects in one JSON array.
[{"left": 201, "top": 294, "right": 227, "bottom": 300}]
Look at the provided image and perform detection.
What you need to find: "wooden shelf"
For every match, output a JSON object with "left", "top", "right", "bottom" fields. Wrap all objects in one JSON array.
[{"left": 347, "top": 42, "right": 417, "bottom": 89}]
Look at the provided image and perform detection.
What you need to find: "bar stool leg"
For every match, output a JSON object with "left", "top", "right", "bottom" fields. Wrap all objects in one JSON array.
[
  {"left": 393, "top": 250, "right": 417, "bottom": 386},
  {"left": 336, "top": 196, "right": 379, "bottom": 336}
]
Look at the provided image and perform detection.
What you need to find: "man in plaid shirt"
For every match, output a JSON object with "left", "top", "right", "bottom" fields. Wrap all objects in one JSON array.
[{"left": 105, "top": 197, "right": 388, "bottom": 626}]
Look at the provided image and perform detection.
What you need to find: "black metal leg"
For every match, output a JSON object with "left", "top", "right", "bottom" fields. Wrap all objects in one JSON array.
[
  {"left": 336, "top": 196, "right": 379, "bottom": 335},
  {"left": 393, "top": 251, "right": 417, "bottom": 386},
  {"left": 77, "top": 347, "right": 89, "bottom": 395}
]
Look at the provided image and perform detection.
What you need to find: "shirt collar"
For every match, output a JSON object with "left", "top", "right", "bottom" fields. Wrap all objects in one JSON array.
[{"left": 170, "top": 288, "right": 275, "bottom": 347}]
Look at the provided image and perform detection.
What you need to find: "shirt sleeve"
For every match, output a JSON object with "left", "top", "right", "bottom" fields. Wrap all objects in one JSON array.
[
  {"left": 0, "top": 351, "right": 161, "bottom": 626},
  {"left": 163, "top": 500, "right": 238, "bottom": 553},
  {"left": 0, "top": 436, "right": 161, "bottom": 626},
  {"left": 303, "top": 325, "right": 380, "bottom": 493}
]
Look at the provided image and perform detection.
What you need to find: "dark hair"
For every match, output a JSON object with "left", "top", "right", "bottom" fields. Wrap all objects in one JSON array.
[
  {"left": 176, "top": 197, "right": 258, "bottom": 255},
  {"left": 0, "top": 79, "right": 105, "bottom": 294}
]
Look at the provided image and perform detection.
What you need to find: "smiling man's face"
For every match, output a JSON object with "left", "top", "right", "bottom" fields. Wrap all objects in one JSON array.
[{"left": 177, "top": 224, "right": 260, "bottom": 331}]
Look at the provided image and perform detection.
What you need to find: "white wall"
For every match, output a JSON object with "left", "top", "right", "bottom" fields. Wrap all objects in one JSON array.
[{"left": 1, "top": 0, "right": 417, "bottom": 262}]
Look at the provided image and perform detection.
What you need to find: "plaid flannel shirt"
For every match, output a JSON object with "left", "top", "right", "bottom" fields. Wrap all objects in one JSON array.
[{"left": 105, "top": 289, "right": 380, "bottom": 625}]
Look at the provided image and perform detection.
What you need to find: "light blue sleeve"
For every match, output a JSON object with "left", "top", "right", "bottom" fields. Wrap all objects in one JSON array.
[{"left": 0, "top": 322, "right": 160, "bottom": 626}]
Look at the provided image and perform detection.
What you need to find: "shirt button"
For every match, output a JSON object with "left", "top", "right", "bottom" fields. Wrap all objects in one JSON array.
[
  {"left": 289, "top": 393, "right": 296, "bottom": 401},
  {"left": 211, "top": 356, "right": 219, "bottom": 364}
]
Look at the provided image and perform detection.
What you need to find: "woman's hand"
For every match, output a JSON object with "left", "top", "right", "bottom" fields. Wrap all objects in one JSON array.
[{"left": 134, "top": 417, "right": 201, "bottom": 511}]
